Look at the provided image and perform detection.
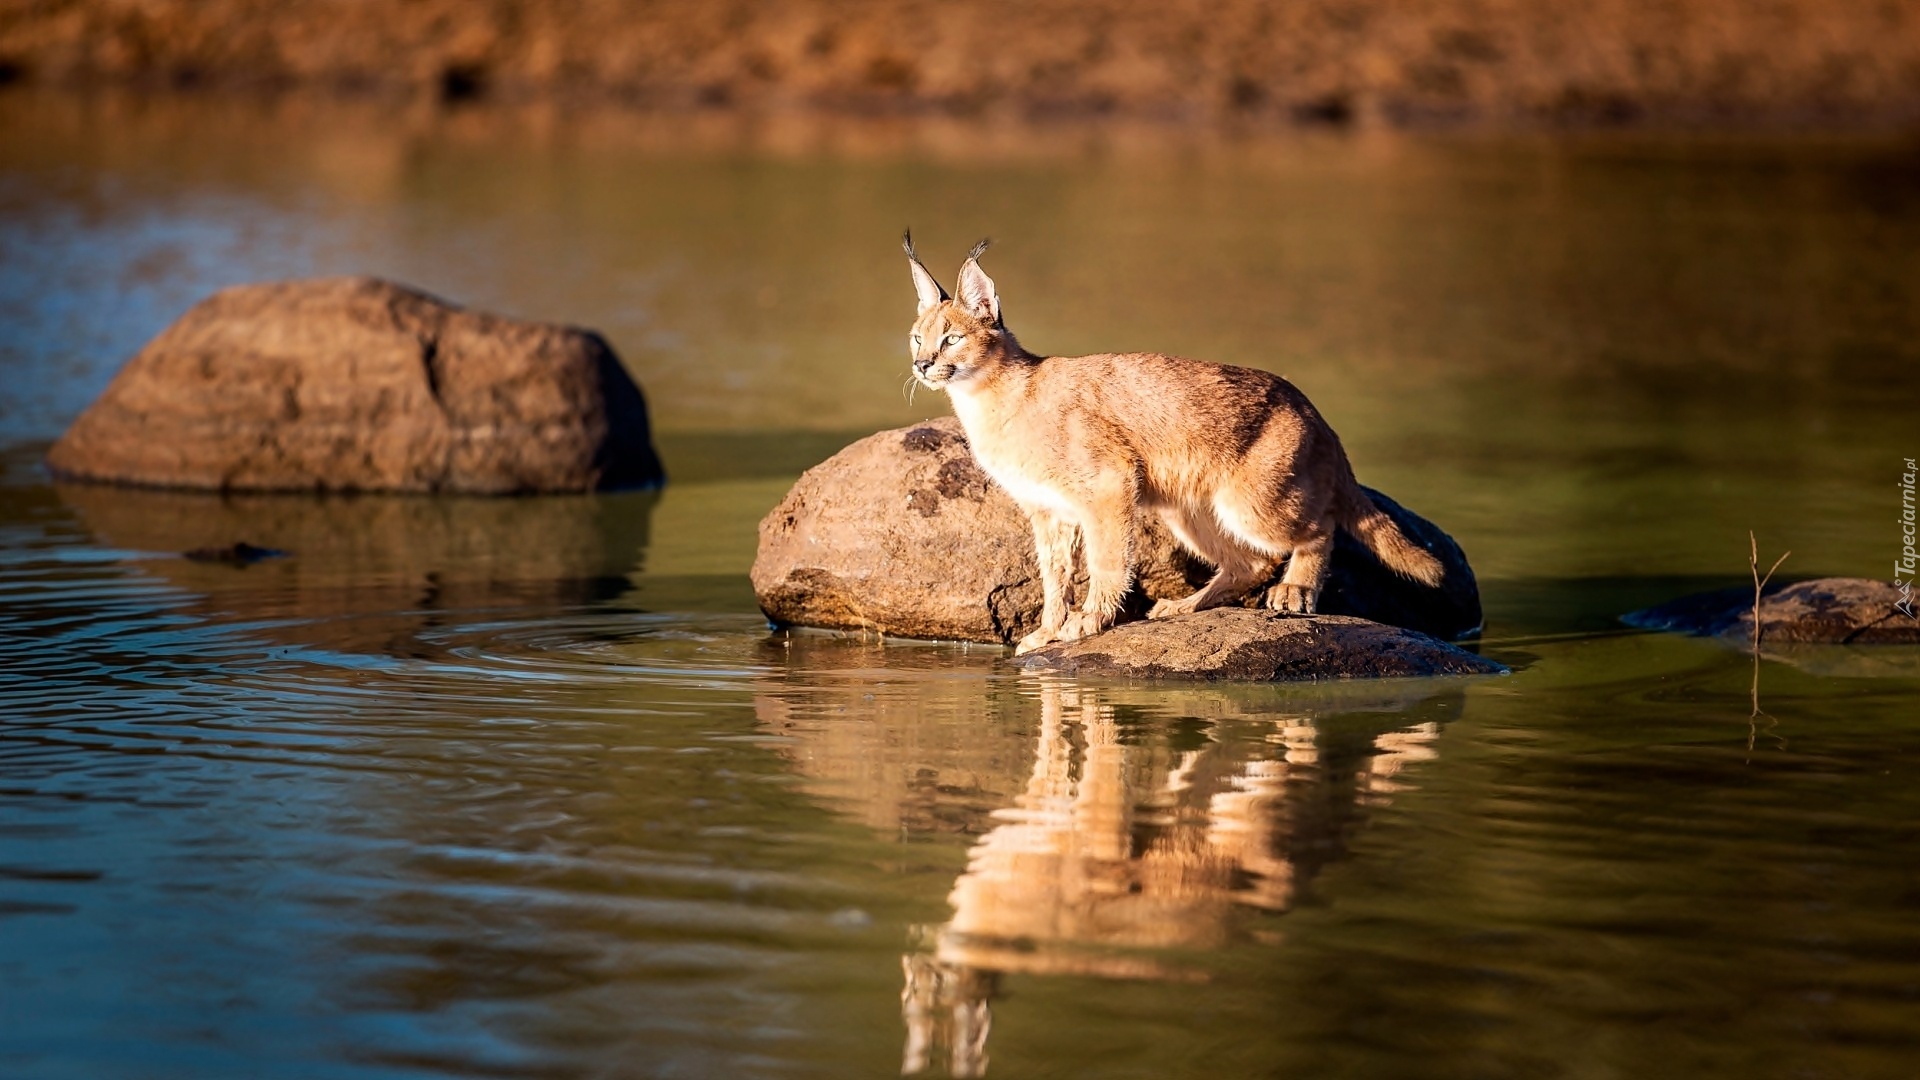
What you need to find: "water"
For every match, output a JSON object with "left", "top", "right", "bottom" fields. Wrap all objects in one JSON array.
[{"left": 2, "top": 90, "right": 1919, "bottom": 1078}]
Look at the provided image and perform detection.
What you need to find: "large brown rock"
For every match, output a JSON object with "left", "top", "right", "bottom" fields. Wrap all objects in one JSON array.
[
  {"left": 46, "top": 277, "right": 664, "bottom": 494},
  {"left": 1016, "top": 609, "right": 1506, "bottom": 681},
  {"left": 751, "top": 417, "right": 1480, "bottom": 644},
  {"left": 1624, "top": 577, "right": 1920, "bottom": 645}
]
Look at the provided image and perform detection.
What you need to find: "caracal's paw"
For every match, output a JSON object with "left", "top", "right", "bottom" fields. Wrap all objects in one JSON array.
[
  {"left": 1058, "top": 610, "right": 1112, "bottom": 642},
  {"left": 1014, "top": 627, "right": 1062, "bottom": 655},
  {"left": 1265, "top": 583, "right": 1319, "bottom": 615},
  {"left": 1148, "top": 596, "right": 1200, "bottom": 620}
]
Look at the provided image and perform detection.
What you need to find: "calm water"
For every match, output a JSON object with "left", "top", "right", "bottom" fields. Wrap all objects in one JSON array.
[{"left": 2, "top": 91, "right": 1919, "bottom": 1079}]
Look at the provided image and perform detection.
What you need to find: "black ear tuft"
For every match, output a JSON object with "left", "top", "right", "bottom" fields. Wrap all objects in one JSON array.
[
  {"left": 903, "top": 229, "right": 920, "bottom": 260},
  {"left": 966, "top": 237, "right": 992, "bottom": 262}
]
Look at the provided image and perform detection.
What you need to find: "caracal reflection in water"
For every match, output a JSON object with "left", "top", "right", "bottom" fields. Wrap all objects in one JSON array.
[{"left": 901, "top": 680, "right": 1443, "bottom": 1078}]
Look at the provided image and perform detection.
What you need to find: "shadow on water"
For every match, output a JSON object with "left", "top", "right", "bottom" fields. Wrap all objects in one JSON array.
[
  {"left": 51, "top": 477, "right": 657, "bottom": 658},
  {"left": 751, "top": 632, "right": 1464, "bottom": 1077}
]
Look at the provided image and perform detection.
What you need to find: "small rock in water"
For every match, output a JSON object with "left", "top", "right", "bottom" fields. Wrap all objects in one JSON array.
[
  {"left": 1015, "top": 609, "right": 1507, "bottom": 681},
  {"left": 1623, "top": 577, "right": 1919, "bottom": 645},
  {"left": 183, "top": 541, "right": 286, "bottom": 565}
]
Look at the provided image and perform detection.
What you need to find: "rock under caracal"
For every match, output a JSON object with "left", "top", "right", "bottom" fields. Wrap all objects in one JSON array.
[
  {"left": 751, "top": 417, "right": 1482, "bottom": 647},
  {"left": 1017, "top": 609, "right": 1506, "bottom": 681},
  {"left": 47, "top": 277, "right": 664, "bottom": 494}
]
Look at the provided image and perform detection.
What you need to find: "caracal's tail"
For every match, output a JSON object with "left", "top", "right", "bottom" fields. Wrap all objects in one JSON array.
[{"left": 1336, "top": 480, "right": 1445, "bottom": 586}]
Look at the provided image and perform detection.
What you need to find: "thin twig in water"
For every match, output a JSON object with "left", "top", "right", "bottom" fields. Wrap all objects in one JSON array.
[
  {"left": 1748, "top": 531, "right": 1790, "bottom": 655},
  {"left": 1746, "top": 531, "right": 1790, "bottom": 757}
]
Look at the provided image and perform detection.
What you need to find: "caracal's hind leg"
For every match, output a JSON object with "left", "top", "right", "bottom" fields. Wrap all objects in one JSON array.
[
  {"left": 1015, "top": 510, "right": 1080, "bottom": 655},
  {"left": 1265, "top": 526, "right": 1334, "bottom": 614},
  {"left": 1211, "top": 477, "right": 1333, "bottom": 616},
  {"left": 1148, "top": 504, "right": 1277, "bottom": 619}
]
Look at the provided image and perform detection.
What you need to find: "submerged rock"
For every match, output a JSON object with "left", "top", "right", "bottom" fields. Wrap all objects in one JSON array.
[
  {"left": 182, "top": 541, "right": 285, "bottom": 565},
  {"left": 751, "top": 417, "right": 1481, "bottom": 645},
  {"left": 1624, "top": 577, "right": 1920, "bottom": 645},
  {"left": 1015, "top": 609, "right": 1507, "bottom": 681},
  {"left": 47, "top": 277, "right": 664, "bottom": 494},
  {"left": 1759, "top": 645, "right": 1920, "bottom": 680}
]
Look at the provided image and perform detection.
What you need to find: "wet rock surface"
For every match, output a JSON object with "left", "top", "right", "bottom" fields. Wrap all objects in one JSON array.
[
  {"left": 1015, "top": 609, "right": 1507, "bottom": 681},
  {"left": 47, "top": 277, "right": 664, "bottom": 494},
  {"left": 1624, "top": 577, "right": 1920, "bottom": 645},
  {"left": 752, "top": 417, "right": 1480, "bottom": 644}
]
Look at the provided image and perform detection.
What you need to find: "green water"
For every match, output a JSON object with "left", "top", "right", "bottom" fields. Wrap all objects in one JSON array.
[{"left": 1, "top": 91, "right": 1917, "bottom": 1078}]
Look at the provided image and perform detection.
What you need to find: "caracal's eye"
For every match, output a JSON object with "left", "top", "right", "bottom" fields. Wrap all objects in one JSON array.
[
  {"left": 942, "top": 333, "right": 965, "bottom": 349},
  {"left": 910, "top": 334, "right": 922, "bottom": 350}
]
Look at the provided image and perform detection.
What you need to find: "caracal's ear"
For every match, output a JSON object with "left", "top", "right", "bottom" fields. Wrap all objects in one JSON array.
[
  {"left": 903, "top": 229, "right": 949, "bottom": 314},
  {"left": 955, "top": 238, "right": 999, "bottom": 325}
]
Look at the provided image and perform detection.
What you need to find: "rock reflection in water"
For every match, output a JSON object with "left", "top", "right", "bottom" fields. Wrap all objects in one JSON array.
[
  {"left": 752, "top": 637, "right": 1456, "bottom": 1078},
  {"left": 54, "top": 480, "right": 654, "bottom": 655},
  {"left": 753, "top": 633, "right": 1030, "bottom": 837}
]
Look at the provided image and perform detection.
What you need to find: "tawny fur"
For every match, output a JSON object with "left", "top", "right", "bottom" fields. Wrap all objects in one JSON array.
[{"left": 902, "top": 232, "right": 1444, "bottom": 655}]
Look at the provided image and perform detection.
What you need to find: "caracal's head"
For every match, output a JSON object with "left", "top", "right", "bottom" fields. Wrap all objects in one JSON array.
[{"left": 902, "top": 232, "right": 1019, "bottom": 392}]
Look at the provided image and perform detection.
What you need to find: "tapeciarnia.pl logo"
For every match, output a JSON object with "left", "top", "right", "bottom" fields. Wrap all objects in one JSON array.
[{"left": 1899, "top": 457, "right": 1917, "bottom": 619}]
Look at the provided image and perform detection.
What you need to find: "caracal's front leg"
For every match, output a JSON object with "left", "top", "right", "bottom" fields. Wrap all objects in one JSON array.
[
  {"left": 1058, "top": 479, "right": 1136, "bottom": 643},
  {"left": 1014, "top": 509, "right": 1080, "bottom": 655}
]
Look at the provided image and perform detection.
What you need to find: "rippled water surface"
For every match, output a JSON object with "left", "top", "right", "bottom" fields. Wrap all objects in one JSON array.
[{"left": 3, "top": 92, "right": 1919, "bottom": 1079}]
